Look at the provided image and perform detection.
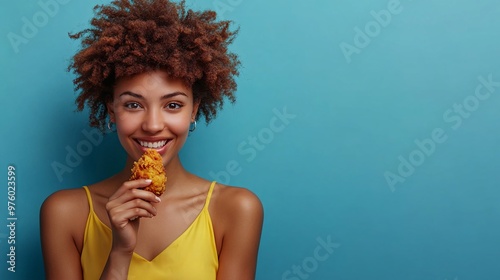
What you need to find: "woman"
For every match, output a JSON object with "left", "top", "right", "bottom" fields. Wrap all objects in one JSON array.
[{"left": 40, "top": 0, "right": 264, "bottom": 279}]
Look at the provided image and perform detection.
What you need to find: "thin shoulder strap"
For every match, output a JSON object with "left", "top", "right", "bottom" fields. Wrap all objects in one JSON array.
[
  {"left": 82, "top": 186, "right": 94, "bottom": 212},
  {"left": 204, "top": 181, "right": 216, "bottom": 209}
]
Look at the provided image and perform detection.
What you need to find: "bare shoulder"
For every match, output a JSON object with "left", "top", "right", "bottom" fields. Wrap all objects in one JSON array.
[
  {"left": 40, "top": 188, "right": 89, "bottom": 234},
  {"left": 209, "top": 183, "right": 264, "bottom": 277},
  {"left": 212, "top": 184, "right": 264, "bottom": 222},
  {"left": 41, "top": 188, "right": 88, "bottom": 215},
  {"left": 41, "top": 188, "right": 90, "bottom": 278}
]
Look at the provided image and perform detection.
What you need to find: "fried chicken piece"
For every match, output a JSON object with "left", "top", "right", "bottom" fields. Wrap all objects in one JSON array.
[{"left": 130, "top": 149, "right": 167, "bottom": 196}]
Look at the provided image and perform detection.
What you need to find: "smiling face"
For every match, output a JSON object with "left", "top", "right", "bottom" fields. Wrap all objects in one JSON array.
[{"left": 107, "top": 70, "right": 199, "bottom": 166}]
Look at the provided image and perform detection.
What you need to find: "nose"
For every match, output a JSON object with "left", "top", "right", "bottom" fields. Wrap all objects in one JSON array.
[{"left": 142, "top": 108, "right": 164, "bottom": 134}]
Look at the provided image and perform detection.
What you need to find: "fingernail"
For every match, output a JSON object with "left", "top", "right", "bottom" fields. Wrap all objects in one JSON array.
[
  {"left": 155, "top": 196, "right": 161, "bottom": 202},
  {"left": 145, "top": 179, "right": 152, "bottom": 183}
]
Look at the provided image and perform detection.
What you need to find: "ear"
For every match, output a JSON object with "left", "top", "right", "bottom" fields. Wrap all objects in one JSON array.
[
  {"left": 106, "top": 102, "right": 116, "bottom": 123},
  {"left": 191, "top": 100, "right": 200, "bottom": 122}
]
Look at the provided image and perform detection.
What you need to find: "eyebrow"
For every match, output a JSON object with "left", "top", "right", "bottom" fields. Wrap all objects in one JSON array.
[{"left": 118, "top": 91, "right": 188, "bottom": 99}]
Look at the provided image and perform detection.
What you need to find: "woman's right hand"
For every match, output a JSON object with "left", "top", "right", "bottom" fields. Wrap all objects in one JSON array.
[{"left": 105, "top": 179, "right": 161, "bottom": 254}]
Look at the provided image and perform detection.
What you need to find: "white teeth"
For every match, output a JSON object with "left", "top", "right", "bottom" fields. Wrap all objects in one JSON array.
[{"left": 138, "top": 140, "right": 167, "bottom": 148}]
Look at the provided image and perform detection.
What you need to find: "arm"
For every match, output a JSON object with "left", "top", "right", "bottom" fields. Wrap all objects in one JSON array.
[
  {"left": 40, "top": 190, "right": 87, "bottom": 280},
  {"left": 40, "top": 180, "right": 159, "bottom": 280},
  {"left": 216, "top": 188, "right": 264, "bottom": 280},
  {"left": 100, "top": 179, "right": 160, "bottom": 280}
]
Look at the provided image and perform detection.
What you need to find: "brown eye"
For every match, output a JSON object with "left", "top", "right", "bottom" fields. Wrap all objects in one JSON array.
[
  {"left": 166, "top": 103, "right": 182, "bottom": 110},
  {"left": 125, "top": 102, "right": 141, "bottom": 109}
]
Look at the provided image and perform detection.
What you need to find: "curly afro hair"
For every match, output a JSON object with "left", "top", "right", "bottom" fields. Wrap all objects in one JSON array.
[{"left": 69, "top": 0, "right": 240, "bottom": 130}]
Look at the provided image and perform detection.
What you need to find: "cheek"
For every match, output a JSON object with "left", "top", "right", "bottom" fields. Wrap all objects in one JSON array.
[
  {"left": 115, "top": 113, "right": 141, "bottom": 133},
  {"left": 167, "top": 115, "right": 191, "bottom": 135}
]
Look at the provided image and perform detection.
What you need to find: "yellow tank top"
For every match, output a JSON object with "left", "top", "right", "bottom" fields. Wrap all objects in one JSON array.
[{"left": 80, "top": 182, "right": 218, "bottom": 279}]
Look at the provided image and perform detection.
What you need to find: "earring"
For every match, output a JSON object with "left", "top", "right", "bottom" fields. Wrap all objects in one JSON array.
[
  {"left": 189, "top": 120, "right": 197, "bottom": 132},
  {"left": 107, "top": 121, "right": 114, "bottom": 131}
]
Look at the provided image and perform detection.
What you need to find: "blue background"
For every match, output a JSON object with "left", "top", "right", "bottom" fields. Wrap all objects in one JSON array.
[{"left": 1, "top": 0, "right": 500, "bottom": 279}]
